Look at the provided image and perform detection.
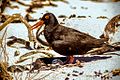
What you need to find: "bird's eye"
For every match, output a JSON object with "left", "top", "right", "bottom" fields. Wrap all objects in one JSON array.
[{"left": 45, "top": 15, "right": 49, "bottom": 19}]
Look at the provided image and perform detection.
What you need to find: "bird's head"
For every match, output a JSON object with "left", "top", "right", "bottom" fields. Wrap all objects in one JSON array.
[{"left": 31, "top": 13, "right": 58, "bottom": 30}]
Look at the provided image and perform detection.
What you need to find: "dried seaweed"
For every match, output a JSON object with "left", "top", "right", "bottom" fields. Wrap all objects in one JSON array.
[
  {"left": 0, "top": 28, "right": 8, "bottom": 62},
  {"left": 20, "top": 50, "right": 54, "bottom": 60},
  {"left": 7, "top": 65, "right": 29, "bottom": 73},
  {"left": 100, "top": 14, "right": 120, "bottom": 42},
  {"left": 112, "top": 68, "right": 120, "bottom": 76},
  {"left": 0, "top": 14, "right": 35, "bottom": 41},
  {"left": 0, "top": 62, "right": 13, "bottom": 80},
  {"left": 96, "top": 16, "right": 108, "bottom": 19}
]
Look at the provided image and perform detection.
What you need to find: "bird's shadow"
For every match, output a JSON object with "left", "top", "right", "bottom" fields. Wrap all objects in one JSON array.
[{"left": 39, "top": 56, "right": 112, "bottom": 64}]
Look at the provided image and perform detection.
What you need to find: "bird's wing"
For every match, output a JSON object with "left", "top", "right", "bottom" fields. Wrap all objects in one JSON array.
[
  {"left": 58, "top": 27, "right": 104, "bottom": 48},
  {"left": 51, "top": 40, "right": 73, "bottom": 54}
]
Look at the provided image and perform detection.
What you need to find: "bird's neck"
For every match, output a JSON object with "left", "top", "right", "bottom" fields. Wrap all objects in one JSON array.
[
  {"left": 44, "top": 23, "right": 59, "bottom": 44},
  {"left": 45, "top": 25, "right": 58, "bottom": 33}
]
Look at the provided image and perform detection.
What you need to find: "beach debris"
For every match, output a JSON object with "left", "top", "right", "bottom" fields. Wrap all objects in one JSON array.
[
  {"left": 7, "top": 65, "right": 29, "bottom": 72},
  {"left": 112, "top": 68, "right": 120, "bottom": 76},
  {"left": 14, "top": 50, "right": 20, "bottom": 56},
  {"left": 0, "top": 14, "right": 35, "bottom": 41},
  {"left": 30, "top": 58, "right": 47, "bottom": 72},
  {"left": 96, "top": 16, "right": 108, "bottom": 19},
  {"left": 77, "top": 16, "right": 87, "bottom": 18},
  {"left": 26, "top": 0, "right": 68, "bottom": 13}
]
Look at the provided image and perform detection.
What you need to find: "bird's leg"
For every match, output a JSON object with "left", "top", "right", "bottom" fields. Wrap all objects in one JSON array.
[
  {"left": 63, "top": 55, "right": 74, "bottom": 64},
  {"left": 69, "top": 55, "right": 74, "bottom": 63}
]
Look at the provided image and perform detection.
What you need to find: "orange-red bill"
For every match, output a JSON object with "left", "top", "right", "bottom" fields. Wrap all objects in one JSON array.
[{"left": 31, "top": 20, "right": 44, "bottom": 30}]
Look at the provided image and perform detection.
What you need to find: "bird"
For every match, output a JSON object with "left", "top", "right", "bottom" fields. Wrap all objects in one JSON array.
[{"left": 31, "top": 13, "right": 119, "bottom": 64}]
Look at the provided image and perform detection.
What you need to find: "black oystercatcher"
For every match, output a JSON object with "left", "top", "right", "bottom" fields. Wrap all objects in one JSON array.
[{"left": 31, "top": 13, "right": 119, "bottom": 64}]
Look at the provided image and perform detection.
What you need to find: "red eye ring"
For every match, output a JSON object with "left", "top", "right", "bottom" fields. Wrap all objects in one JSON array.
[{"left": 45, "top": 15, "right": 49, "bottom": 19}]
